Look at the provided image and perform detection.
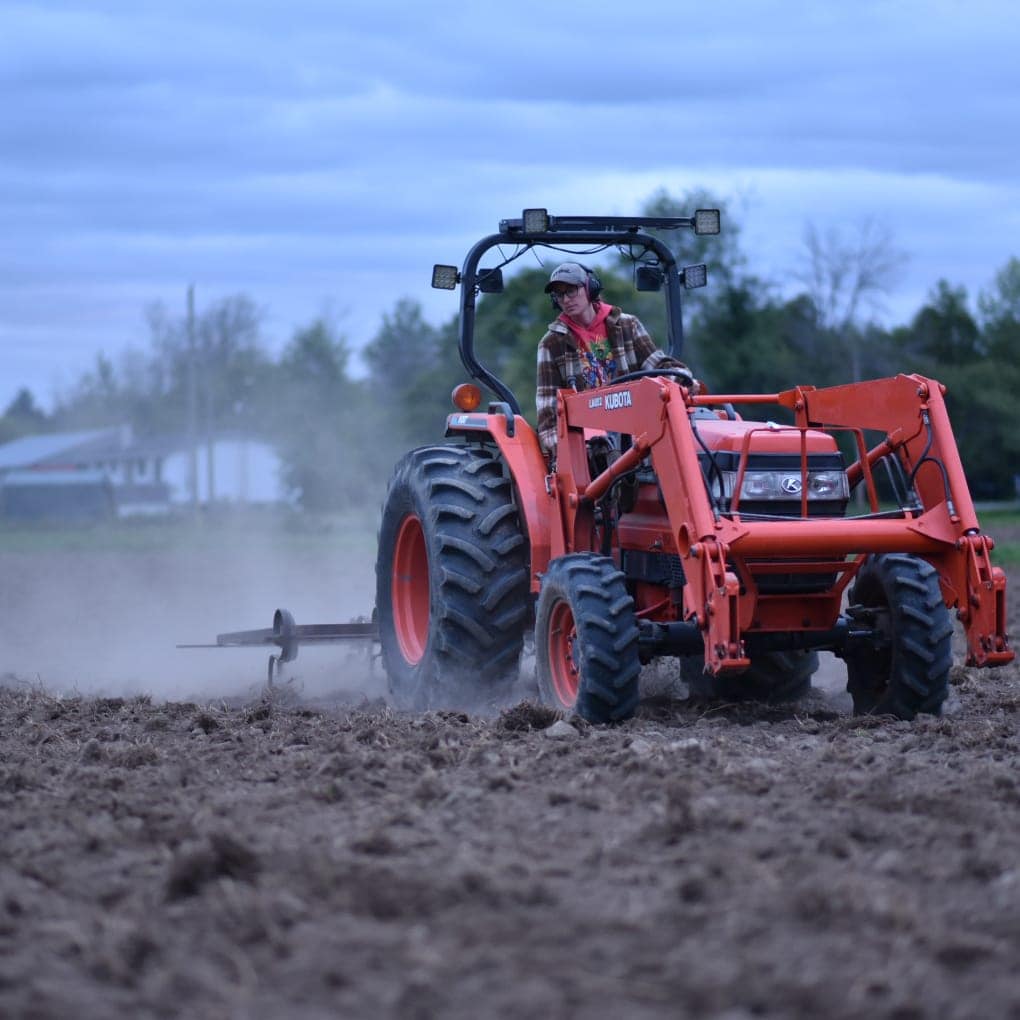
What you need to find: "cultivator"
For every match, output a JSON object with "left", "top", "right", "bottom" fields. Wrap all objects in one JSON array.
[{"left": 179, "top": 608, "right": 378, "bottom": 684}]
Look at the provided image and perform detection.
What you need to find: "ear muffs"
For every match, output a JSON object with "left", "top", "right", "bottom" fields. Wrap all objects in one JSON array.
[{"left": 581, "top": 264, "right": 602, "bottom": 303}]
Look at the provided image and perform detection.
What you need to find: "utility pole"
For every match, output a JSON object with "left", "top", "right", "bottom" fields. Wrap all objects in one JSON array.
[
  {"left": 205, "top": 329, "right": 216, "bottom": 508},
  {"left": 187, "top": 285, "right": 199, "bottom": 513}
]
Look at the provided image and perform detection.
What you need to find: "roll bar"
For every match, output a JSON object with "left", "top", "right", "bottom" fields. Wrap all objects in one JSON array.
[{"left": 441, "top": 211, "right": 719, "bottom": 416}]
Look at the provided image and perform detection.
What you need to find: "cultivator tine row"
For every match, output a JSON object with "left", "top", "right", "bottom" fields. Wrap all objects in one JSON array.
[{"left": 178, "top": 607, "right": 379, "bottom": 684}]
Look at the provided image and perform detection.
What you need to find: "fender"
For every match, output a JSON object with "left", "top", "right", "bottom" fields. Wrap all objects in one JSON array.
[{"left": 445, "top": 410, "right": 553, "bottom": 592}]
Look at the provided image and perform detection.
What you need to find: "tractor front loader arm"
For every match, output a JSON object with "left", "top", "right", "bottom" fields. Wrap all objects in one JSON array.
[
  {"left": 687, "top": 537, "right": 751, "bottom": 674},
  {"left": 559, "top": 377, "right": 754, "bottom": 675},
  {"left": 558, "top": 374, "right": 1011, "bottom": 677},
  {"left": 796, "top": 374, "right": 1011, "bottom": 668}
]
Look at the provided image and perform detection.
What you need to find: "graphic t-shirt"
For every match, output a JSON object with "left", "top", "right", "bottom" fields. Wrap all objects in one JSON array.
[
  {"left": 579, "top": 337, "right": 616, "bottom": 388},
  {"left": 559, "top": 303, "right": 617, "bottom": 389}
]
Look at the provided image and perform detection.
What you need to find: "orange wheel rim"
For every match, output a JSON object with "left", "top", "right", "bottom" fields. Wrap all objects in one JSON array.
[
  {"left": 547, "top": 599, "right": 579, "bottom": 707},
  {"left": 392, "top": 514, "right": 429, "bottom": 664}
]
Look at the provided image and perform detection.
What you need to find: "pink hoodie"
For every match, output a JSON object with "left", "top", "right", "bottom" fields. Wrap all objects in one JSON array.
[{"left": 558, "top": 301, "right": 613, "bottom": 350}]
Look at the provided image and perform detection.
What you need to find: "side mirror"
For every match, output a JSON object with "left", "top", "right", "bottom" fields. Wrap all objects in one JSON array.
[
  {"left": 635, "top": 266, "right": 664, "bottom": 292},
  {"left": 477, "top": 267, "right": 504, "bottom": 294}
]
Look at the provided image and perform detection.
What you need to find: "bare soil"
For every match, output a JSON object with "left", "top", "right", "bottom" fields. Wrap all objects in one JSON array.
[{"left": 2, "top": 551, "right": 1020, "bottom": 1019}]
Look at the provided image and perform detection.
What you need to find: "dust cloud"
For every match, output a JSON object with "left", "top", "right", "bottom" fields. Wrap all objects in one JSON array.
[
  {"left": 0, "top": 515, "right": 865, "bottom": 712},
  {"left": 0, "top": 518, "right": 383, "bottom": 704}
]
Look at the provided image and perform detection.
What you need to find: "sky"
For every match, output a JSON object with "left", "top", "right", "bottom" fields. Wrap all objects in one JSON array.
[{"left": 3, "top": 0, "right": 1020, "bottom": 412}]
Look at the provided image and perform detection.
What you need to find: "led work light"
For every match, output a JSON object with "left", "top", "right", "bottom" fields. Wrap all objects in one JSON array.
[
  {"left": 682, "top": 264, "right": 708, "bottom": 289},
  {"left": 694, "top": 209, "right": 721, "bottom": 235},
  {"left": 432, "top": 265, "right": 460, "bottom": 290},
  {"left": 522, "top": 208, "right": 550, "bottom": 233}
]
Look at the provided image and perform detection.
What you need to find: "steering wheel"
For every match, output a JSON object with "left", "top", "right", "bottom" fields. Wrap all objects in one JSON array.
[
  {"left": 611, "top": 367, "right": 695, "bottom": 386},
  {"left": 609, "top": 368, "right": 737, "bottom": 420}
]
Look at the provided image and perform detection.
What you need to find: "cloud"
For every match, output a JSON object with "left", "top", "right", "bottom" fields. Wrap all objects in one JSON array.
[{"left": 2, "top": 0, "right": 1019, "bottom": 409}]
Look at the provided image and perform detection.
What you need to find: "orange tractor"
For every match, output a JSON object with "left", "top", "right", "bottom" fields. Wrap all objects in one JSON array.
[{"left": 374, "top": 209, "right": 1012, "bottom": 722}]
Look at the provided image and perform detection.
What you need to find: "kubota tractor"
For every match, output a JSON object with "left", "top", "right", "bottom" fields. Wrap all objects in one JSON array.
[{"left": 374, "top": 208, "right": 1012, "bottom": 723}]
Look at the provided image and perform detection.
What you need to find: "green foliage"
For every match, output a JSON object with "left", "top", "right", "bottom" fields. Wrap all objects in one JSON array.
[
  {"left": 691, "top": 280, "right": 812, "bottom": 395},
  {"left": 8, "top": 189, "right": 1020, "bottom": 505},
  {"left": 462, "top": 187, "right": 748, "bottom": 418},
  {"left": 52, "top": 294, "right": 276, "bottom": 439},
  {"left": 979, "top": 256, "right": 1020, "bottom": 326},
  {"left": 475, "top": 266, "right": 586, "bottom": 420},
  {"left": 978, "top": 258, "right": 1020, "bottom": 368},
  {"left": 631, "top": 186, "right": 747, "bottom": 287},
  {"left": 363, "top": 297, "right": 458, "bottom": 450},
  {"left": 0, "top": 388, "right": 49, "bottom": 443},
  {"left": 271, "top": 318, "right": 380, "bottom": 510},
  {"left": 895, "top": 280, "right": 981, "bottom": 365},
  {"left": 891, "top": 281, "right": 1020, "bottom": 498}
]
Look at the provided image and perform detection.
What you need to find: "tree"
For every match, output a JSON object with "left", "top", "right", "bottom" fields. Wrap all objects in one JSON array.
[
  {"left": 362, "top": 298, "right": 457, "bottom": 449},
  {"left": 0, "top": 388, "right": 49, "bottom": 443},
  {"left": 52, "top": 292, "right": 275, "bottom": 440},
  {"left": 895, "top": 280, "right": 981, "bottom": 367},
  {"left": 892, "top": 279, "right": 1020, "bottom": 499},
  {"left": 690, "top": 280, "right": 820, "bottom": 397},
  {"left": 271, "top": 317, "right": 380, "bottom": 510},
  {"left": 618, "top": 187, "right": 749, "bottom": 367},
  {"left": 472, "top": 266, "right": 571, "bottom": 422},
  {"left": 633, "top": 186, "right": 747, "bottom": 287},
  {"left": 146, "top": 293, "right": 273, "bottom": 437},
  {"left": 52, "top": 352, "right": 137, "bottom": 430},
  {"left": 795, "top": 219, "right": 908, "bottom": 382},
  {"left": 194, "top": 295, "right": 270, "bottom": 436},
  {"left": 978, "top": 257, "right": 1020, "bottom": 364},
  {"left": 462, "top": 189, "right": 750, "bottom": 422}
]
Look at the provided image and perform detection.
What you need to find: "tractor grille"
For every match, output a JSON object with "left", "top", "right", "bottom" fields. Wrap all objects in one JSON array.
[{"left": 698, "top": 451, "right": 848, "bottom": 594}]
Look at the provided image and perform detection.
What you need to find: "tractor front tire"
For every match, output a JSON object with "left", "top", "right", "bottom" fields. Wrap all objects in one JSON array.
[
  {"left": 535, "top": 554, "right": 641, "bottom": 724},
  {"left": 844, "top": 553, "right": 952, "bottom": 719},
  {"left": 682, "top": 650, "right": 818, "bottom": 703},
  {"left": 376, "top": 445, "right": 530, "bottom": 711}
]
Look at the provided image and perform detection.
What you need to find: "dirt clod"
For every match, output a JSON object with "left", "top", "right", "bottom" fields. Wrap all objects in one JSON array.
[
  {"left": 164, "top": 832, "right": 261, "bottom": 901},
  {"left": 496, "top": 700, "right": 560, "bottom": 731}
]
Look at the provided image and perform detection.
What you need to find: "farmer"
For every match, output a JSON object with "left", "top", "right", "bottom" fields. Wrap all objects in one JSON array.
[{"left": 536, "top": 261, "right": 697, "bottom": 459}]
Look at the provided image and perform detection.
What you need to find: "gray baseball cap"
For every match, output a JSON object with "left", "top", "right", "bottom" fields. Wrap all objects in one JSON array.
[{"left": 544, "top": 262, "right": 588, "bottom": 293}]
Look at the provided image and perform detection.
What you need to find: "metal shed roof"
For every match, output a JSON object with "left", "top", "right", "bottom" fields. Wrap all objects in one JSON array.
[{"left": 0, "top": 428, "right": 126, "bottom": 470}]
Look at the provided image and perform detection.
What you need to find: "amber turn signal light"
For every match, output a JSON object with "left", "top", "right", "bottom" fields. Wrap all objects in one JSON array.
[{"left": 451, "top": 383, "right": 483, "bottom": 412}]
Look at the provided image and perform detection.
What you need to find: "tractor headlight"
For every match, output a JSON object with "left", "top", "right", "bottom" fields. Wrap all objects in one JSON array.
[
  {"left": 805, "top": 470, "right": 848, "bottom": 499},
  {"left": 713, "top": 469, "right": 849, "bottom": 502},
  {"left": 740, "top": 471, "right": 783, "bottom": 499}
]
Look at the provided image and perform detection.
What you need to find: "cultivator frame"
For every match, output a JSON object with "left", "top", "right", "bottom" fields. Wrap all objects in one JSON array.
[{"left": 179, "top": 608, "right": 378, "bottom": 684}]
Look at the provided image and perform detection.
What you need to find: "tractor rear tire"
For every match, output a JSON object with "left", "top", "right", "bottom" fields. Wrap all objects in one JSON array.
[
  {"left": 844, "top": 553, "right": 952, "bottom": 719},
  {"left": 682, "top": 650, "right": 818, "bottom": 703},
  {"left": 376, "top": 445, "right": 530, "bottom": 711},
  {"left": 535, "top": 554, "right": 641, "bottom": 724}
]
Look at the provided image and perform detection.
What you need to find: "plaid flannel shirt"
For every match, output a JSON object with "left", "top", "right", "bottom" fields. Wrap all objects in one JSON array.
[{"left": 535, "top": 306, "right": 690, "bottom": 456}]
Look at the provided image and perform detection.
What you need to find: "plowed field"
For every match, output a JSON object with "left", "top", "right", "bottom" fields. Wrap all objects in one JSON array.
[{"left": 2, "top": 543, "right": 1019, "bottom": 1019}]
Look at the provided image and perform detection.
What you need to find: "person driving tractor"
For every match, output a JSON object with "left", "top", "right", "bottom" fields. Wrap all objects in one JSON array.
[{"left": 536, "top": 261, "right": 698, "bottom": 458}]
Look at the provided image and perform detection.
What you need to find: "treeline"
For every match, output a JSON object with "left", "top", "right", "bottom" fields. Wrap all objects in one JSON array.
[{"left": 4, "top": 188, "right": 1020, "bottom": 504}]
